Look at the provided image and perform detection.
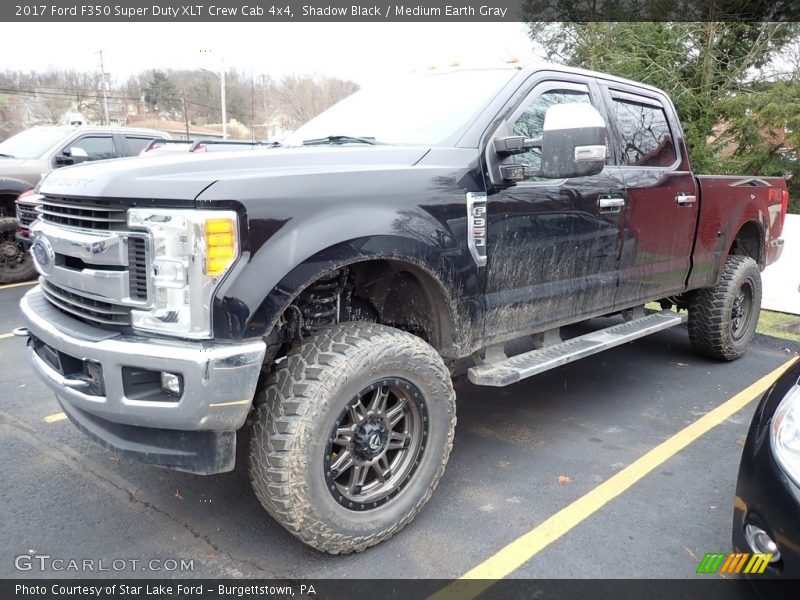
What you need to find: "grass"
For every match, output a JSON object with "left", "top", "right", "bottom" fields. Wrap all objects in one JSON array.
[{"left": 756, "top": 310, "right": 800, "bottom": 344}]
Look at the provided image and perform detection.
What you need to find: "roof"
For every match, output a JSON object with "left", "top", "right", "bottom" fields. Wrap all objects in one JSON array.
[{"left": 28, "top": 124, "right": 169, "bottom": 137}]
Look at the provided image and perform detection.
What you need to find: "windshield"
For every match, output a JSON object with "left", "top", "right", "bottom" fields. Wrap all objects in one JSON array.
[
  {"left": 283, "top": 69, "right": 516, "bottom": 146},
  {"left": 0, "top": 127, "right": 68, "bottom": 159}
]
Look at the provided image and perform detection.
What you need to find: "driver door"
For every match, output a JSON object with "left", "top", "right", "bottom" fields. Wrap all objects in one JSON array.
[{"left": 483, "top": 76, "right": 627, "bottom": 343}]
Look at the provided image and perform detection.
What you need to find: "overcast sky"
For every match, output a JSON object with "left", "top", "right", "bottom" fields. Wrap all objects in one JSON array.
[{"left": 0, "top": 22, "right": 540, "bottom": 86}]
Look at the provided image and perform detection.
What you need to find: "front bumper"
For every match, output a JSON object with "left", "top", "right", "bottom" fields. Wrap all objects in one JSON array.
[
  {"left": 733, "top": 361, "right": 800, "bottom": 579},
  {"left": 20, "top": 287, "right": 266, "bottom": 473}
]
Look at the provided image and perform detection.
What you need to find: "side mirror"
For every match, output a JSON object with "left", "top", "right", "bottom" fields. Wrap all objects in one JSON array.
[
  {"left": 66, "top": 147, "right": 89, "bottom": 163},
  {"left": 539, "top": 103, "right": 606, "bottom": 179},
  {"left": 493, "top": 136, "right": 538, "bottom": 156},
  {"left": 495, "top": 103, "right": 607, "bottom": 183}
]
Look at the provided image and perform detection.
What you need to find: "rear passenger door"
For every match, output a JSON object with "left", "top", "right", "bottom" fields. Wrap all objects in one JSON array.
[{"left": 600, "top": 86, "right": 699, "bottom": 307}]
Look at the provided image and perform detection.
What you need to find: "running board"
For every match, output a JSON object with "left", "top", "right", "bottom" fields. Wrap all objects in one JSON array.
[{"left": 468, "top": 310, "right": 685, "bottom": 387}]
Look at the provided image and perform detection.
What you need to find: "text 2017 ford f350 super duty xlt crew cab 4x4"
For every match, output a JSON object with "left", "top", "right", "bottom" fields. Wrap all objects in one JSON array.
[{"left": 17, "top": 65, "right": 788, "bottom": 554}]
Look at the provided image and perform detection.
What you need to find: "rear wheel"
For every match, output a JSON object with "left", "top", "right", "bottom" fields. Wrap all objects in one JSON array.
[
  {"left": 688, "top": 255, "right": 762, "bottom": 361},
  {"left": 248, "top": 322, "right": 456, "bottom": 553},
  {"left": 0, "top": 217, "right": 36, "bottom": 284}
]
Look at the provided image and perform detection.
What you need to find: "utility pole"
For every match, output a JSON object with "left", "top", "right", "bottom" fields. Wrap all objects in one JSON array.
[
  {"left": 220, "top": 57, "right": 227, "bottom": 140},
  {"left": 200, "top": 49, "right": 227, "bottom": 140},
  {"left": 251, "top": 68, "right": 255, "bottom": 142},
  {"left": 181, "top": 89, "right": 191, "bottom": 140},
  {"left": 96, "top": 49, "right": 110, "bottom": 126}
]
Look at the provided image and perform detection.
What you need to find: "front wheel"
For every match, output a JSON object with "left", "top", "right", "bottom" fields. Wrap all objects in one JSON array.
[
  {"left": 248, "top": 322, "right": 456, "bottom": 554},
  {"left": 0, "top": 217, "right": 36, "bottom": 284},
  {"left": 688, "top": 255, "right": 762, "bottom": 361}
]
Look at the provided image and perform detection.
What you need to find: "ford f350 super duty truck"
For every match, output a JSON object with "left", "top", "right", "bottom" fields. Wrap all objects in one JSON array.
[{"left": 16, "top": 65, "right": 788, "bottom": 554}]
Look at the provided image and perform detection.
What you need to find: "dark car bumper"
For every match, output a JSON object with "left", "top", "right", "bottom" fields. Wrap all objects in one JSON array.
[{"left": 733, "top": 359, "right": 800, "bottom": 579}]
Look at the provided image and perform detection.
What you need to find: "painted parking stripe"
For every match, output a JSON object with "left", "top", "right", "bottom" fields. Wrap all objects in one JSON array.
[
  {"left": 0, "top": 332, "right": 14, "bottom": 340},
  {"left": 430, "top": 358, "right": 796, "bottom": 600},
  {"left": 44, "top": 413, "right": 67, "bottom": 423},
  {"left": 0, "top": 281, "right": 36, "bottom": 291}
]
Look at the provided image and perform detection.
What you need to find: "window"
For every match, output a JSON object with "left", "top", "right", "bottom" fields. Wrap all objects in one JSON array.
[
  {"left": 611, "top": 98, "right": 676, "bottom": 167},
  {"left": 125, "top": 136, "right": 160, "bottom": 155},
  {"left": 510, "top": 87, "right": 592, "bottom": 168},
  {"left": 70, "top": 136, "right": 116, "bottom": 161}
]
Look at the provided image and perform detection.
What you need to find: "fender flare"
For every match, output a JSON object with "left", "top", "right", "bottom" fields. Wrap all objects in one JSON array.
[{"left": 0, "top": 178, "right": 33, "bottom": 199}]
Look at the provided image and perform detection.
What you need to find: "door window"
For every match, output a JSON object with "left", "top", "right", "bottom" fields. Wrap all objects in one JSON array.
[
  {"left": 70, "top": 135, "right": 116, "bottom": 161},
  {"left": 125, "top": 136, "right": 160, "bottom": 155},
  {"left": 611, "top": 98, "right": 676, "bottom": 167},
  {"left": 510, "top": 87, "right": 592, "bottom": 168}
]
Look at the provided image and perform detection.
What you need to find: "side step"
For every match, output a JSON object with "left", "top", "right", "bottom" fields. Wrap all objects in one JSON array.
[{"left": 468, "top": 310, "right": 685, "bottom": 387}]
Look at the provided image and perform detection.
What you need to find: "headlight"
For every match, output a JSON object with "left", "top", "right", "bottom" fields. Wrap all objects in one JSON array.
[
  {"left": 770, "top": 381, "right": 800, "bottom": 488},
  {"left": 127, "top": 208, "right": 239, "bottom": 338}
]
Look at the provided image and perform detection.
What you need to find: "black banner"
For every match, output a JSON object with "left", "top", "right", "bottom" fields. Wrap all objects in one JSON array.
[
  {"left": 3, "top": 578, "right": 797, "bottom": 600},
  {"left": 2, "top": 0, "right": 799, "bottom": 22}
]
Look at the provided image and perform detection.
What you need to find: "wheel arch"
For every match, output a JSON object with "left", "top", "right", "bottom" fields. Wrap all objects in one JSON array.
[
  {"left": 219, "top": 237, "right": 472, "bottom": 358},
  {"left": 727, "top": 219, "right": 765, "bottom": 270}
]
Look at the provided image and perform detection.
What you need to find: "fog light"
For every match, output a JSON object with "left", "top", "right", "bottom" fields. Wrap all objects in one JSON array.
[
  {"left": 160, "top": 372, "right": 183, "bottom": 396},
  {"left": 745, "top": 524, "right": 781, "bottom": 562}
]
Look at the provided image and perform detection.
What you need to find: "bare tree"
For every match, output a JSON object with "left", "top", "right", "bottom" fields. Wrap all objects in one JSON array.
[{"left": 275, "top": 75, "right": 359, "bottom": 127}]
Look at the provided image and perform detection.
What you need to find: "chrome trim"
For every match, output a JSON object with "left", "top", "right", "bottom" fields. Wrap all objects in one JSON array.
[
  {"left": 598, "top": 197, "right": 625, "bottom": 208},
  {"left": 21, "top": 288, "right": 266, "bottom": 431},
  {"left": 46, "top": 267, "right": 134, "bottom": 305},
  {"left": 466, "top": 191, "right": 487, "bottom": 267},
  {"left": 31, "top": 220, "right": 130, "bottom": 266},
  {"left": 574, "top": 144, "right": 606, "bottom": 162},
  {"left": 676, "top": 192, "right": 697, "bottom": 205}
]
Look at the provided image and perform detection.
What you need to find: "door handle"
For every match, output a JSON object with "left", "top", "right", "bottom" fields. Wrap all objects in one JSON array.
[
  {"left": 676, "top": 192, "right": 697, "bottom": 206},
  {"left": 598, "top": 197, "right": 625, "bottom": 212}
]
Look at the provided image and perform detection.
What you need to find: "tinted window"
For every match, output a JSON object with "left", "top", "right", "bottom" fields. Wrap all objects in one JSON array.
[
  {"left": 125, "top": 136, "right": 160, "bottom": 155},
  {"left": 511, "top": 88, "right": 591, "bottom": 168},
  {"left": 612, "top": 98, "right": 676, "bottom": 167},
  {"left": 71, "top": 136, "right": 116, "bottom": 161}
]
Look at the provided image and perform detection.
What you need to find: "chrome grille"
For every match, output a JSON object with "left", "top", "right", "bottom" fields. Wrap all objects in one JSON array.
[
  {"left": 16, "top": 202, "right": 39, "bottom": 228},
  {"left": 128, "top": 237, "right": 148, "bottom": 300},
  {"left": 41, "top": 280, "right": 132, "bottom": 327},
  {"left": 37, "top": 196, "right": 127, "bottom": 231}
]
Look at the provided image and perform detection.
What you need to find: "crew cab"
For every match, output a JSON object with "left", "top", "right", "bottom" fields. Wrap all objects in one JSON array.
[
  {"left": 0, "top": 126, "right": 168, "bottom": 283},
  {"left": 16, "top": 65, "right": 788, "bottom": 554}
]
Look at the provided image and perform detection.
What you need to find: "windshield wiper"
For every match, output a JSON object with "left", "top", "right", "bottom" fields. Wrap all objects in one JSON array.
[
  {"left": 0, "top": 153, "right": 15, "bottom": 158},
  {"left": 302, "top": 135, "right": 379, "bottom": 146}
]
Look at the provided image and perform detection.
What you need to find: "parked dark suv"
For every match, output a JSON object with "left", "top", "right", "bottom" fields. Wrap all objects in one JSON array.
[{"left": 0, "top": 126, "right": 168, "bottom": 282}]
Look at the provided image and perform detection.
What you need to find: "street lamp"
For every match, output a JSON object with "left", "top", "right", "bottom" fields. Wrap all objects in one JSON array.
[{"left": 199, "top": 51, "right": 227, "bottom": 140}]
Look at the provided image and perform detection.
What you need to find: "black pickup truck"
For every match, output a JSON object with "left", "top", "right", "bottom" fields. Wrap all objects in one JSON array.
[{"left": 17, "top": 65, "right": 788, "bottom": 554}]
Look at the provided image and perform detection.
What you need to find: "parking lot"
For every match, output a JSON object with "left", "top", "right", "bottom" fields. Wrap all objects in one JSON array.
[{"left": 1, "top": 280, "right": 798, "bottom": 581}]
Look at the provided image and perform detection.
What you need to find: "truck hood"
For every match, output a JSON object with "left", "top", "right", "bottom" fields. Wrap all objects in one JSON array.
[
  {"left": 38, "top": 145, "right": 431, "bottom": 201},
  {"left": 0, "top": 158, "right": 47, "bottom": 188}
]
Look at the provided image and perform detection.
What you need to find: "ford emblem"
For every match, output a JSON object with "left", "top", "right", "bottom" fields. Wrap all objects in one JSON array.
[{"left": 31, "top": 235, "right": 55, "bottom": 276}]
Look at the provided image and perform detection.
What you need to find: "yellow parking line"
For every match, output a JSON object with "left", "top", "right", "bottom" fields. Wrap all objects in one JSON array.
[
  {"left": 0, "top": 333, "right": 14, "bottom": 340},
  {"left": 0, "top": 281, "right": 36, "bottom": 290},
  {"left": 44, "top": 413, "right": 67, "bottom": 423},
  {"left": 431, "top": 358, "right": 796, "bottom": 600}
]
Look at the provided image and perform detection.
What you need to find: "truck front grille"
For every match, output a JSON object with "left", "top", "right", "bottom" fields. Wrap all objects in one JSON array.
[
  {"left": 16, "top": 202, "right": 38, "bottom": 228},
  {"left": 41, "top": 280, "right": 132, "bottom": 327},
  {"left": 37, "top": 196, "right": 128, "bottom": 231}
]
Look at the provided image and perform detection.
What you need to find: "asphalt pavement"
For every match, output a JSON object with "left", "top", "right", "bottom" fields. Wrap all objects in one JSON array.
[{"left": 1, "top": 281, "right": 798, "bottom": 581}]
